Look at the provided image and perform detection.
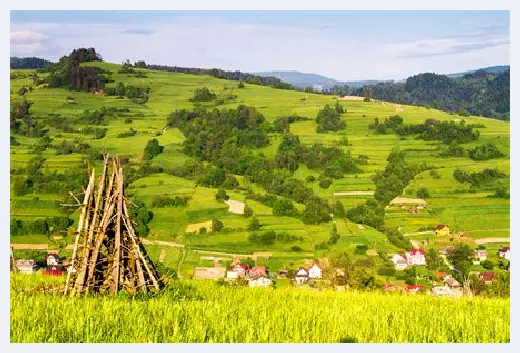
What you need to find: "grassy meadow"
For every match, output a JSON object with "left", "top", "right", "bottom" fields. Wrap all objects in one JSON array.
[
  {"left": 10, "top": 274, "right": 510, "bottom": 343},
  {"left": 10, "top": 61, "right": 510, "bottom": 271}
]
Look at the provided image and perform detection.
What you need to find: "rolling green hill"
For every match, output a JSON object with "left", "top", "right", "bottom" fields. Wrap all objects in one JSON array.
[{"left": 10, "top": 56, "right": 510, "bottom": 277}]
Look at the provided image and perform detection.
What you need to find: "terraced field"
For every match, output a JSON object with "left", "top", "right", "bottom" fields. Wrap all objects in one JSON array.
[{"left": 10, "top": 61, "right": 510, "bottom": 273}]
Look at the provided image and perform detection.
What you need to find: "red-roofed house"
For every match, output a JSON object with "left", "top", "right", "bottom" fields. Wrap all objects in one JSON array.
[
  {"left": 445, "top": 276, "right": 461, "bottom": 289},
  {"left": 227, "top": 263, "right": 248, "bottom": 279},
  {"left": 478, "top": 272, "right": 496, "bottom": 285},
  {"left": 248, "top": 266, "right": 267, "bottom": 278},
  {"left": 405, "top": 285, "right": 425, "bottom": 294},
  {"left": 405, "top": 249, "right": 426, "bottom": 266}
]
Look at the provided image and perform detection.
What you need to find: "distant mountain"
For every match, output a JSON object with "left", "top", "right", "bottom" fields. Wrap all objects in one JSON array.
[
  {"left": 10, "top": 57, "right": 53, "bottom": 69},
  {"left": 447, "top": 65, "right": 510, "bottom": 78},
  {"left": 253, "top": 70, "right": 390, "bottom": 89}
]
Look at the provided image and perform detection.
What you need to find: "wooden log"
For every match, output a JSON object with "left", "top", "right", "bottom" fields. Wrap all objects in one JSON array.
[
  {"left": 110, "top": 166, "right": 124, "bottom": 294},
  {"left": 64, "top": 170, "right": 95, "bottom": 295}
]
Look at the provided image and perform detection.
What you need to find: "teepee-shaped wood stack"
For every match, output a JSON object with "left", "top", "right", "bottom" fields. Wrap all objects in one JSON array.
[{"left": 64, "top": 155, "right": 161, "bottom": 296}]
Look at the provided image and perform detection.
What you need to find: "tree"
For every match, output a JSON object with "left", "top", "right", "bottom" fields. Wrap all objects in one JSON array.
[
  {"left": 142, "top": 138, "right": 163, "bottom": 160},
  {"left": 333, "top": 201, "right": 345, "bottom": 218},
  {"left": 481, "top": 259, "right": 495, "bottom": 270},
  {"left": 334, "top": 100, "right": 345, "bottom": 114},
  {"left": 237, "top": 82, "right": 245, "bottom": 88},
  {"left": 273, "top": 198, "right": 295, "bottom": 217},
  {"left": 18, "top": 87, "right": 28, "bottom": 96},
  {"left": 243, "top": 205, "right": 253, "bottom": 217},
  {"left": 191, "top": 87, "right": 217, "bottom": 102},
  {"left": 215, "top": 188, "right": 229, "bottom": 201},
  {"left": 319, "top": 178, "right": 332, "bottom": 189},
  {"left": 248, "top": 217, "right": 262, "bottom": 231},
  {"left": 212, "top": 218, "right": 224, "bottom": 232},
  {"left": 416, "top": 187, "right": 430, "bottom": 199},
  {"left": 316, "top": 104, "right": 346, "bottom": 133}
]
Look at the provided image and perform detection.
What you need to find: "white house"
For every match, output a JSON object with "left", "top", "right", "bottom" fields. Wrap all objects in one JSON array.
[
  {"left": 248, "top": 275, "right": 273, "bottom": 288},
  {"left": 295, "top": 267, "right": 309, "bottom": 285},
  {"left": 498, "top": 247, "right": 510, "bottom": 261},
  {"left": 405, "top": 249, "right": 426, "bottom": 266},
  {"left": 15, "top": 259, "right": 38, "bottom": 274},
  {"left": 308, "top": 263, "right": 322, "bottom": 279},
  {"left": 391, "top": 254, "right": 408, "bottom": 270},
  {"left": 227, "top": 263, "right": 248, "bottom": 278},
  {"left": 474, "top": 249, "right": 487, "bottom": 261},
  {"left": 47, "top": 253, "right": 60, "bottom": 267}
]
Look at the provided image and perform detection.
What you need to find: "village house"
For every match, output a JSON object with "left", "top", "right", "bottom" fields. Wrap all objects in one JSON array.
[
  {"left": 247, "top": 266, "right": 267, "bottom": 278},
  {"left": 294, "top": 267, "right": 309, "bottom": 285},
  {"left": 15, "top": 259, "right": 38, "bottom": 274},
  {"left": 391, "top": 254, "right": 408, "bottom": 270},
  {"left": 435, "top": 224, "right": 450, "bottom": 237},
  {"left": 47, "top": 253, "right": 60, "bottom": 267},
  {"left": 445, "top": 276, "right": 461, "bottom": 289},
  {"left": 194, "top": 266, "right": 226, "bottom": 280},
  {"left": 227, "top": 263, "right": 248, "bottom": 279},
  {"left": 405, "top": 249, "right": 426, "bottom": 266},
  {"left": 498, "top": 247, "right": 510, "bottom": 261},
  {"left": 405, "top": 285, "right": 425, "bottom": 294},
  {"left": 478, "top": 272, "right": 496, "bottom": 285},
  {"left": 308, "top": 263, "right": 322, "bottom": 279},
  {"left": 248, "top": 275, "right": 273, "bottom": 288}
]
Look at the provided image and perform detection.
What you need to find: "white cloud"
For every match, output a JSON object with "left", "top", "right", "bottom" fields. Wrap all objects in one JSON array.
[{"left": 10, "top": 30, "right": 48, "bottom": 44}]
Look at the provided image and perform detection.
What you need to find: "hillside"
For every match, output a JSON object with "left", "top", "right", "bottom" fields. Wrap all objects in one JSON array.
[
  {"left": 447, "top": 65, "right": 510, "bottom": 78},
  {"left": 10, "top": 51, "right": 510, "bottom": 281}
]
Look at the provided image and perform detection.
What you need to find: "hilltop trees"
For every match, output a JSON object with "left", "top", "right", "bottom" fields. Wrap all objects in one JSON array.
[
  {"left": 191, "top": 87, "right": 217, "bottom": 102},
  {"left": 143, "top": 138, "right": 164, "bottom": 160}
]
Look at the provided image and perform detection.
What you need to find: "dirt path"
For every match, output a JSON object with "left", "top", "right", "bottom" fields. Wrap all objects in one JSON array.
[
  {"left": 410, "top": 240, "right": 420, "bottom": 249},
  {"left": 334, "top": 191, "right": 374, "bottom": 197},
  {"left": 474, "top": 237, "right": 510, "bottom": 245},
  {"left": 141, "top": 239, "right": 250, "bottom": 259},
  {"left": 440, "top": 254, "right": 454, "bottom": 270},
  {"left": 403, "top": 231, "right": 435, "bottom": 237}
]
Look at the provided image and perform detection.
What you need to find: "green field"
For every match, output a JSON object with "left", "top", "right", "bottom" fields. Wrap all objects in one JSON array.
[
  {"left": 10, "top": 61, "right": 510, "bottom": 270},
  {"left": 10, "top": 274, "right": 510, "bottom": 343}
]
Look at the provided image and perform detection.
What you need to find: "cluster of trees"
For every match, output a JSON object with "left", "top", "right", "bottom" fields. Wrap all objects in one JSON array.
[
  {"left": 370, "top": 117, "right": 480, "bottom": 145},
  {"left": 151, "top": 196, "right": 190, "bottom": 208},
  {"left": 468, "top": 143, "right": 505, "bottom": 161},
  {"left": 352, "top": 70, "right": 510, "bottom": 121},
  {"left": 79, "top": 107, "right": 130, "bottom": 126},
  {"left": 42, "top": 48, "right": 108, "bottom": 92},
  {"left": 105, "top": 82, "right": 150, "bottom": 104},
  {"left": 10, "top": 216, "right": 73, "bottom": 236},
  {"left": 316, "top": 104, "right": 346, "bottom": 133},
  {"left": 10, "top": 99, "right": 47, "bottom": 138},
  {"left": 10, "top": 56, "right": 53, "bottom": 69},
  {"left": 117, "top": 128, "right": 137, "bottom": 138},
  {"left": 190, "top": 87, "right": 217, "bottom": 102},
  {"left": 453, "top": 168, "right": 508, "bottom": 188},
  {"left": 12, "top": 156, "right": 90, "bottom": 198},
  {"left": 143, "top": 138, "right": 164, "bottom": 160},
  {"left": 126, "top": 199, "right": 153, "bottom": 236},
  {"left": 347, "top": 149, "right": 425, "bottom": 233},
  {"left": 248, "top": 229, "right": 303, "bottom": 246},
  {"left": 275, "top": 134, "right": 360, "bottom": 177},
  {"left": 45, "top": 114, "right": 107, "bottom": 139}
]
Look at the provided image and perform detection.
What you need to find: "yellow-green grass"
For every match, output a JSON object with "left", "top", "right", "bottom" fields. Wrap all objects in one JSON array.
[{"left": 10, "top": 275, "right": 509, "bottom": 343}]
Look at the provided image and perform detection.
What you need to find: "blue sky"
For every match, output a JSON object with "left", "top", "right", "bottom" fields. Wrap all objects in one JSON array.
[{"left": 10, "top": 10, "right": 509, "bottom": 80}]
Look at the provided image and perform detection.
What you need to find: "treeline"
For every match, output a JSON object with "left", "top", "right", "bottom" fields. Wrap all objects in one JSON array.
[
  {"left": 352, "top": 70, "right": 510, "bottom": 121},
  {"left": 369, "top": 116, "right": 480, "bottom": 144},
  {"left": 453, "top": 168, "right": 508, "bottom": 188},
  {"left": 141, "top": 63, "right": 294, "bottom": 89},
  {"left": 10, "top": 216, "right": 73, "bottom": 236},
  {"left": 10, "top": 57, "right": 53, "bottom": 69},
  {"left": 104, "top": 82, "right": 150, "bottom": 104}
]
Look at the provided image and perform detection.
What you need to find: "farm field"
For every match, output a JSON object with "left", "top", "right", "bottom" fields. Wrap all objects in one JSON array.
[
  {"left": 10, "top": 275, "right": 510, "bottom": 343},
  {"left": 10, "top": 59, "right": 510, "bottom": 272}
]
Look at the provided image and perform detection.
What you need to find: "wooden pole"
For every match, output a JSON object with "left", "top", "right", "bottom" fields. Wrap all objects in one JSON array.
[
  {"left": 64, "top": 170, "right": 95, "bottom": 295},
  {"left": 111, "top": 164, "right": 123, "bottom": 294}
]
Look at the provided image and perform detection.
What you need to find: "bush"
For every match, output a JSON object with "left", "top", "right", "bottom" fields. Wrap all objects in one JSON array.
[
  {"left": 416, "top": 187, "right": 430, "bottom": 199},
  {"left": 243, "top": 205, "right": 253, "bottom": 217},
  {"left": 237, "top": 82, "right": 245, "bottom": 89},
  {"left": 355, "top": 244, "right": 369, "bottom": 255},
  {"left": 215, "top": 188, "right": 229, "bottom": 201},
  {"left": 248, "top": 217, "right": 262, "bottom": 231},
  {"left": 319, "top": 178, "right": 332, "bottom": 189},
  {"left": 124, "top": 117, "right": 133, "bottom": 124},
  {"left": 306, "top": 175, "right": 316, "bottom": 183},
  {"left": 143, "top": 138, "right": 163, "bottom": 160},
  {"left": 191, "top": 87, "right": 217, "bottom": 102},
  {"left": 291, "top": 245, "right": 302, "bottom": 252},
  {"left": 481, "top": 260, "right": 495, "bottom": 270},
  {"left": 212, "top": 218, "right": 224, "bottom": 232},
  {"left": 18, "top": 87, "right": 28, "bottom": 96}
]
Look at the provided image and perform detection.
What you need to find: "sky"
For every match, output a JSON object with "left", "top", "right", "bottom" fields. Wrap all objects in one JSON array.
[{"left": 10, "top": 10, "right": 510, "bottom": 81}]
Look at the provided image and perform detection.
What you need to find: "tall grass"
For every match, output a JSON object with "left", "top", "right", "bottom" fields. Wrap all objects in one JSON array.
[{"left": 10, "top": 275, "right": 509, "bottom": 343}]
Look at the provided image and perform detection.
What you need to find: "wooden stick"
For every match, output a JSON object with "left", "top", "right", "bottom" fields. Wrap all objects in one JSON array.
[
  {"left": 64, "top": 170, "right": 95, "bottom": 295},
  {"left": 111, "top": 165, "right": 123, "bottom": 294}
]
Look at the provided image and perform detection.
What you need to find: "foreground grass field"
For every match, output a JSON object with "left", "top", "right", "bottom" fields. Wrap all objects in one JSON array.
[{"left": 10, "top": 275, "right": 510, "bottom": 343}]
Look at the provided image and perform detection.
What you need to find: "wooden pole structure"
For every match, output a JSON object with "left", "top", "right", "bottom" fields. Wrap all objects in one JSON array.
[{"left": 65, "top": 155, "right": 162, "bottom": 296}]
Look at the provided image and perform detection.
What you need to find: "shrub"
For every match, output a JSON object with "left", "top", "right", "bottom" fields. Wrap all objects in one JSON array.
[
  {"left": 243, "top": 205, "right": 253, "bottom": 217},
  {"left": 306, "top": 175, "right": 316, "bottom": 183},
  {"left": 191, "top": 87, "right": 217, "bottom": 102},
  {"left": 212, "top": 219, "right": 224, "bottom": 233},
  {"left": 237, "top": 82, "right": 245, "bottom": 89},
  {"left": 248, "top": 217, "right": 262, "bottom": 231},
  {"left": 416, "top": 188, "right": 430, "bottom": 199},
  {"left": 215, "top": 188, "right": 229, "bottom": 201},
  {"left": 319, "top": 178, "right": 332, "bottom": 189},
  {"left": 143, "top": 138, "right": 163, "bottom": 160}
]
